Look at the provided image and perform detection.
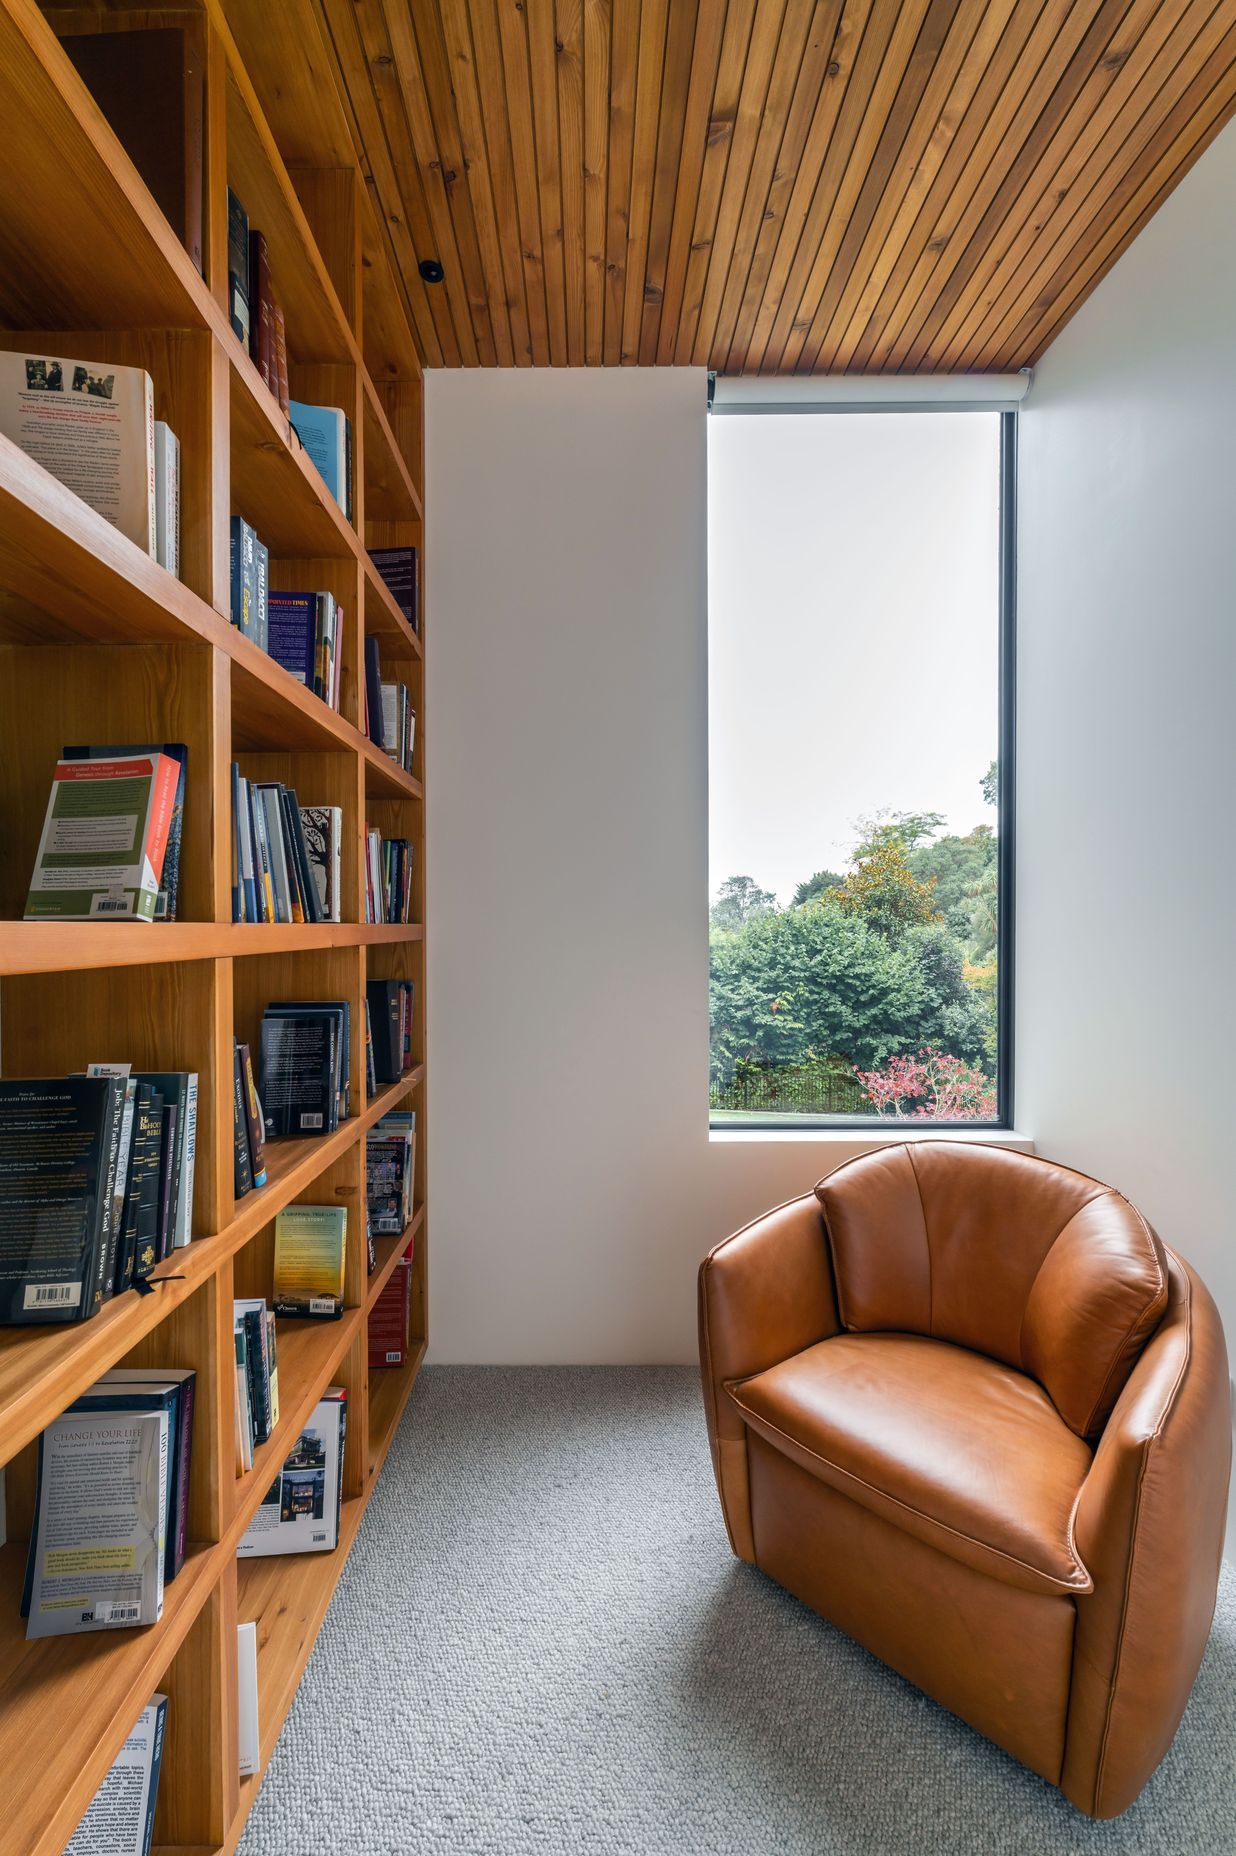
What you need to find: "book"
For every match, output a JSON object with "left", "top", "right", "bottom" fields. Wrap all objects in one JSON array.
[
  {"left": 154, "top": 1102, "right": 178, "bottom": 1261},
  {"left": 254, "top": 536, "right": 269, "bottom": 651},
  {"left": 63, "top": 21, "right": 204, "bottom": 274},
  {"left": 289, "top": 399, "right": 352, "bottom": 520},
  {"left": 363, "top": 635, "right": 385, "bottom": 749},
  {"left": 65, "top": 1693, "right": 168, "bottom": 1856},
  {"left": 267, "top": 591, "right": 317, "bottom": 688},
  {"left": 237, "top": 1388, "right": 346, "bottom": 1557},
  {"left": 266, "top": 998, "right": 350, "bottom": 1119},
  {"left": 272, "top": 302, "right": 290, "bottom": 414},
  {"left": 265, "top": 1309, "right": 281, "bottom": 1430},
  {"left": 364, "top": 832, "right": 414, "bottom": 924},
  {"left": 233, "top": 1322, "right": 253, "bottom": 1473},
  {"left": 153, "top": 421, "right": 179, "bottom": 576},
  {"left": 64, "top": 743, "right": 187, "bottom": 922},
  {"left": 380, "top": 681, "right": 416, "bottom": 771},
  {"left": 229, "top": 515, "right": 260, "bottom": 642},
  {"left": 23, "top": 1404, "right": 169, "bottom": 1635},
  {"left": 368, "top": 545, "right": 419, "bottom": 633},
  {"left": 235, "top": 1298, "right": 273, "bottom": 1445},
  {"left": 26, "top": 752, "right": 179, "bottom": 924},
  {"left": 0, "top": 349, "right": 156, "bottom": 555},
  {"left": 369, "top": 1252, "right": 413, "bottom": 1367},
  {"left": 248, "top": 228, "right": 274, "bottom": 387},
  {"left": 260, "top": 1001, "right": 349, "bottom": 1136},
  {"left": 299, "top": 806, "right": 342, "bottom": 923},
  {"left": 132, "top": 1072, "right": 196, "bottom": 1250},
  {"left": 0, "top": 1077, "right": 125, "bottom": 1324},
  {"left": 227, "top": 187, "right": 250, "bottom": 345},
  {"left": 232, "top": 1046, "right": 254, "bottom": 1199},
  {"left": 96, "top": 1368, "right": 195, "bottom": 1584},
  {"left": 273, "top": 1205, "right": 346, "bottom": 1318},
  {"left": 120, "top": 1082, "right": 163, "bottom": 1284},
  {"left": 239, "top": 1044, "right": 267, "bottom": 1188},
  {"left": 237, "top": 1624, "right": 260, "bottom": 1777},
  {"left": 366, "top": 1129, "right": 414, "bottom": 1237}
]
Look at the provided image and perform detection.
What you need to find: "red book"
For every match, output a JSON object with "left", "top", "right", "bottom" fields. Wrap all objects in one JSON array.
[{"left": 248, "top": 230, "right": 274, "bottom": 388}]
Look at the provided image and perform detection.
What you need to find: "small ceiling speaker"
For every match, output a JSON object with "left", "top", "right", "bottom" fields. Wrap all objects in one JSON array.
[{"left": 419, "top": 258, "right": 445, "bottom": 285}]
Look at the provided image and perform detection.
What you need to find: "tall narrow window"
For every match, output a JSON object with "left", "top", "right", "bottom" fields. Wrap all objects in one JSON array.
[{"left": 708, "top": 406, "right": 1013, "bottom": 1127}]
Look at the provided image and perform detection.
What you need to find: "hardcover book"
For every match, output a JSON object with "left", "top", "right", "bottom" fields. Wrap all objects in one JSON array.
[
  {"left": 237, "top": 1388, "right": 347, "bottom": 1557},
  {"left": 0, "top": 349, "right": 156, "bottom": 555},
  {"left": 273, "top": 1205, "right": 347, "bottom": 1318},
  {"left": 25, "top": 752, "right": 179, "bottom": 923},
  {"left": 299, "top": 806, "right": 342, "bottom": 923},
  {"left": 368, "top": 545, "right": 419, "bottom": 632},
  {"left": 267, "top": 591, "right": 317, "bottom": 687},
  {"left": 227, "top": 187, "right": 249, "bottom": 345}
]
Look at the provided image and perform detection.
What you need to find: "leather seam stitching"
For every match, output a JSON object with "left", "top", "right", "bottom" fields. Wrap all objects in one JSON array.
[
  {"left": 724, "top": 1387, "right": 1092, "bottom": 1595},
  {"left": 905, "top": 1145, "right": 932, "bottom": 1336},
  {"left": 1088, "top": 1265, "right": 1192, "bottom": 1816}
]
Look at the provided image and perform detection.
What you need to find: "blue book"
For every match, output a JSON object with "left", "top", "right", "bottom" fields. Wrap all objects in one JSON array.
[
  {"left": 289, "top": 398, "right": 351, "bottom": 520},
  {"left": 268, "top": 592, "right": 317, "bottom": 686}
]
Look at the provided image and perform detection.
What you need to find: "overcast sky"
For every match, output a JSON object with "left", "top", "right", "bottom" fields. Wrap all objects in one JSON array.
[{"left": 708, "top": 410, "right": 1000, "bottom": 907}]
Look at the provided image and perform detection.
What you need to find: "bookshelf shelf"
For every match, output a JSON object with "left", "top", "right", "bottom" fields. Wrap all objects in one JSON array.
[{"left": 0, "top": 2, "right": 428, "bottom": 1849}]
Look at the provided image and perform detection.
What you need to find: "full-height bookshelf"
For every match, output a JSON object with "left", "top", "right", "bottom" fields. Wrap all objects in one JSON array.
[{"left": 0, "top": 3, "right": 425, "bottom": 1850}]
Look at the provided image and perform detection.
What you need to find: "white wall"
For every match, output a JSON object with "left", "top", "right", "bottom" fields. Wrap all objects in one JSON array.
[
  {"left": 426, "top": 368, "right": 1027, "bottom": 1363},
  {"left": 1017, "top": 121, "right": 1236, "bottom": 1534}
]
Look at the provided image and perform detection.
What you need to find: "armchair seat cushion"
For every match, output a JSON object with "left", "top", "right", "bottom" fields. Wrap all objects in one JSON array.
[{"left": 727, "top": 1333, "right": 1095, "bottom": 1598}]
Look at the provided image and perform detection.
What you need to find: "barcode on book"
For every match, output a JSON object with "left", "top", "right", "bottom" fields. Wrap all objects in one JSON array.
[
  {"left": 299, "top": 1111, "right": 324, "bottom": 1129},
  {"left": 93, "top": 1602, "right": 141, "bottom": 1624},
  {"left": 312, "top": 1532, "right": 326, "bottom": 1543},
  {"left": 90, "top": 892, "right": 133, "bottom": 916},
  {"left": 384, "top": 1350, "right": 401, "bottom": 1363},
  {"left": 23, "top": 1281, "right": 80, "bottom": 1309},
  {"left": 309, "top": 1296, "right": 338, "bottom": 1316}
]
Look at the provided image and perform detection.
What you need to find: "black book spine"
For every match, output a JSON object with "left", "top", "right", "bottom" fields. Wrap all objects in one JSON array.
[
  {"left": 364, "top": 636, "right": 384, "bottom": 747},
  {"left": 93, "top": 1079, "right": 126, "bottom": 1311},
  {"left": 130, "top": 1088, "right": 164, "bottom": 1282},
  {"left": 155, "top": 1104, "right": 179, "bottom": 1262},
  {"left": 233, "top": 1046, "right": 254, "bottom": 1196},
  {"left": 243, "top": 1307, "right": 270, "bottom": 1444}
]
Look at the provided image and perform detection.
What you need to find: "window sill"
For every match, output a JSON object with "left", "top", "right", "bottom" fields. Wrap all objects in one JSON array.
[{"left": 709, "top": 1125, "right": 1034, "bottom": 1150}]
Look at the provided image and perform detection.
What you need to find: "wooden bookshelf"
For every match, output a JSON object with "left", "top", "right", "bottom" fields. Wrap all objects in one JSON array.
[{"left": 0, "top": 4, "right": 427, "bottom": 1851}]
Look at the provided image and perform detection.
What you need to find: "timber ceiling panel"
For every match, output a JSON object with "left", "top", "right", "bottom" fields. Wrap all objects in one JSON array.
[{"left": 232, "top": 0, "right": 1236, "bottom": 372}]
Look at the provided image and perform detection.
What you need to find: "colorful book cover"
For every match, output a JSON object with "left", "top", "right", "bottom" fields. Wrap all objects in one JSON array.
[
  {"left": 273, "top": 1204, "right": 347, "bottom": 1317},
  {"left": 25, "top": 752, "right": 179, "bottom": 923}
]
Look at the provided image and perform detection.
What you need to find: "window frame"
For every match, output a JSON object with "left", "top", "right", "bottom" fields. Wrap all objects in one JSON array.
[{"left": 707, "top": 404, "right": 1018, "bottom": 1133}]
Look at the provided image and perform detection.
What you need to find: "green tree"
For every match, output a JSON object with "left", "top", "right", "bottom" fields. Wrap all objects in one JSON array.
[
  {"left": 981, "top": 759, "right": 998, "bottom": 808},
  {"left": 831, "top": 841, "right": 940, "bottom": 942},
  {"left": 710, "top": 874, "right": 777, "bottom": 932},
  {"left": 851, "top": 809, "right": 947, "bottom": 860},
  {"left": 967, "top": 864, "right": 998, "bottom": 960},
  {"left": 908, "top": 825, "right": 996, "bottom": 945},
  {"left": 792, "top": 868, "right": 845, "bottom": 907}
]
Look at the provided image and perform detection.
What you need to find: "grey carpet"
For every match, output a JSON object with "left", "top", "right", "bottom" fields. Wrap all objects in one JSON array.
[{"left": 238, "top": 1367, "right": 1236, "bottom": 1856}]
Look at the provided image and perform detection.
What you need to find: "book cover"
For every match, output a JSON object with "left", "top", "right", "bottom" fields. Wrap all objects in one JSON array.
[
  {"left": 273, "top": 1205, "right": 346, "bottom": 1318},
  {"left": 363, "top": 636, "right": 385, "bottom": 748},
  {"left": 154, "top": 1102, "right": 178, "bottom": 1262},
  {"left": 366, "top": 980, "right": 404, "bottom": 1085},
  {"left": 232, "top": 1045, "right": 254, "bottom": 1198},
  {"left": 0, "top": 1077, "right": 123, "bottom": 1324},
  {"left": 132, "top": 1072, "right": 195, "bottom": 1250},
  {"left": 299, "top": 805, "right": 341, "bottom": 922},
  {"left": 282, "top": 788, "right": 321, "bottom": 925},
  {"left": 248, "top": 229, "right": 273, "bottom": 385},
  {"left": 288, "top": 399, "right": 349, "bottom": 515},
  {"left": 62, "top": 743, "right": 187, "bottom": 922},
  {"left": 368, "top": 1255, "right": 413, "bottom": 1368},
  {"left": 0, "top": 350, "right": 156, "bottom": 556},
  {"left": 238, "top": 1043, "right": 267, "bottom": 1189},
  {"left": 272, "top": 301, "right": 290, "bottom": 414},
  {"left": 235, "top": 1298, "right": 272, "bottom": 1445},
  {"left": 368, "top": 545, "right": 419, "bottom": 632},
  {"left": 97, "top": 1368, "right": 195, "bottom": 1584},
  {"left": 254, "top": 537, "right": 269, "bottom": 652},
  {"left": 233, "top": 1323, "right": 253, "bottom": 1472},
  {"left": 64, "top": 1692, "right": 168, "bottom": 1856},
  {"left": 267, "top": 591, "right": 317, "bottom": 687},
  {"left": 259, "top": 1013, "right": 335, "bottom": 1139},
  {"left": 236, "top": 1389, "right": 346, "bottom": 1557},
  {"left": 237, "top": 1623, "right": 260, "bottom": 1777},
  {"left": 24, "top": 1407, "right": 168, "bottom": 1636},
  {"left": 25, "top": 753, "right": 179, "bottom": 923},
  {"left": 267, "top": 999, "right": 349, "bottom": 1120}
]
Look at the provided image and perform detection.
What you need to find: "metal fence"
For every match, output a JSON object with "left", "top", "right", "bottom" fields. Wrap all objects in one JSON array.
[{"left": 710, "top": 1059, "right": 874, "bottom": 1117}]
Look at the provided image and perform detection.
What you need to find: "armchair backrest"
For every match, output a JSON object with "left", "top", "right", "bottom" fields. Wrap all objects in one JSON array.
[{"left": 815, "top": 1143, "right": 1168, "bottom": 1438}]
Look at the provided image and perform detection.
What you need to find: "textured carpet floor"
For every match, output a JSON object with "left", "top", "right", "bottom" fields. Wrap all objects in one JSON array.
[{"left": 238, "top": 1367, "right": 1235, "bottom": 1856}]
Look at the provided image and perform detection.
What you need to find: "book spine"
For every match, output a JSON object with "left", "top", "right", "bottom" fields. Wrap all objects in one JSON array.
[
  {"left": 330, "top": 809, "right": 341, "bottom": 924},
  {"left": 142, "top": 753, "right": 181, "bottom": 901},
  {"left": 273, "top": 301, "right": 290, "bottom": 414},
  {"left": 174, "top": 1074, "right": 197, "bottom": 1248},
  {"left": 233, "top": 1047, "right": 254, "bottom": 1197},
  {"left": 170, "top": 1378, "right": 192, "bottom": 1580},
  {"left": 143, "top": 372, "right": 157, "bottom": 561},
  {"left": 155, "top": 1104, "right": 178, "bottom": 1262},
  {"left": 143, "top": 1696, "right": 168, "bottom": 1856},
  {"left": 230, "top": 761, "right": 242, "bottom": 922},
  {"left": 94, "top": 1080, "right": 125, "bottom": 1310},
  {"left": 239, "top": 1043, "right": 267, "bottom": 1188},
  {"left": 254, "top": 539, "right": 269, "bottom": 653}
]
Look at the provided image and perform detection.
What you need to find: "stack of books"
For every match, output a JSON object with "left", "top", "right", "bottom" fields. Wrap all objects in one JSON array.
[
  {"left": 238, "top": 1388, "right": 347, "bottom": 1558},
  {"left": 363, "top": 637, "right": 416, "bottom": 771},
  {"left": 0, "top": 1070, "right": 197, "bottom": 1327},
  {"left": 232, "top": 1040, "right": 267, "bottom": 1199},
  {"left": 268, "top": 589, "right": 345, "bottom": 711},
  {"left": 23, "top": 1367, "right": 196, "bottom": 1636},
  {"left": 368, "top": 545, "right": 419, "bottom": 634},
  {"left": 366, "top": 980, "right": 416, "bottom": 1087},
  {"left": 259, "top": 999, "right": 351, "bottom": 1138},
  {"left": 65, "top": 1695, "right": 167, "bottom": 1856},
  {"left": 0, "top": 350, "right": 179, "bottom": 574},
  {"left": 230, "top": 770, "right": 341, "bottom": 925},
  {"left": 366, "top": 1109, "right": 416, "bottom": 1237},
  {"left": 363, "top": 828, "right": 414, "bottom": 924},
  {"left": 233, "top": 1295, "right": 279, "bottom": 1472},
  {"left": 369, "top": 1249, "right": 414, "bottom": 1368},
  {"left": 227, "top": 187, "right": 289, "bottom": 411},
  {"left": 24, "top": 742, "right": 187, "bottom": 925}
]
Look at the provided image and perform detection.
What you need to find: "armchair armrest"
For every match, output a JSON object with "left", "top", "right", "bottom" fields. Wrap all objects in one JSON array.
[
  {"left": 698, "top": 1192, "right": 839, "bottom": 1561},
  {"left": 1062, "top": 1251, "right": 1231, "bottom": 1818}
]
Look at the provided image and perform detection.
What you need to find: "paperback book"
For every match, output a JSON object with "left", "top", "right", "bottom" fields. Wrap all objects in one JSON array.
[
  {"left": 237, "top": 1388, "right": 347, "bottom": 1557},
  {"left": 64, "top": 743, "right": 187, "bottom": 921},
  {"left": 0, "top": 1076, "right": 124, "bottom": 1325},
  {"left": 25, "top": 752, "right": 180, "bottom": 923},
  {"left": 273, "top": 1204, "right": 347, "bottom": 1318},
  {"left": 65, "top": 1693, "right": 167, "bottom": 1856}
]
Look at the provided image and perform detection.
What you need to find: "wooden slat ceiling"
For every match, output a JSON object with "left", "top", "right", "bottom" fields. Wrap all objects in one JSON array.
[{"left": 248, "top": 0, "right": 1236, "bottom": 372}]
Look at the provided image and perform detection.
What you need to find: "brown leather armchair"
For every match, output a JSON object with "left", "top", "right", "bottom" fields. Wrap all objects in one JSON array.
[{"left": 699, "top": 1142, "right": 1231, "bottom": 1818}]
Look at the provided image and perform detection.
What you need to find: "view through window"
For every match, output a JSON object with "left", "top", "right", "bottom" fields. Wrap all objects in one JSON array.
[{"left": 708, "top": 408, "right": 1008, "bottom": 1125}]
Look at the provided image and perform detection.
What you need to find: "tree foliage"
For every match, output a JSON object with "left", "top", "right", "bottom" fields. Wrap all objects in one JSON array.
[
  {"left": 792, "top": 869, "right": 845, "bottom": 907},
  {"left": 709, "top": 873, "right": 777, "bottom": 932},
  {"left": 831, "top": 841, "right": 941, "bottom": 942}
]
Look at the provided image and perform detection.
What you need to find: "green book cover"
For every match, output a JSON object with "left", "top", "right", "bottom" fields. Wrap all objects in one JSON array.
[
  {"left": 25, "top": 753, "right": 179, "bottom": 923},
  {"left": 273, "top": 1205, "right": 347, "bottom": 1318}
]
